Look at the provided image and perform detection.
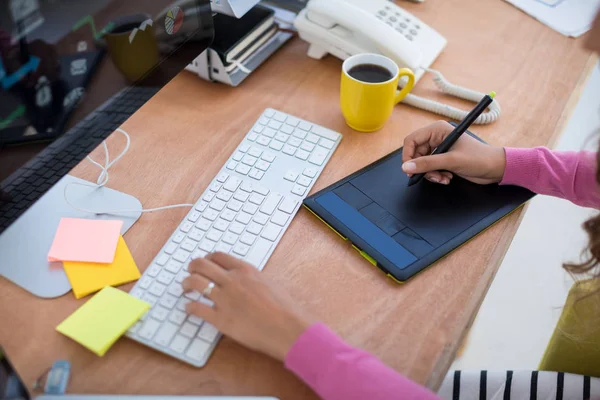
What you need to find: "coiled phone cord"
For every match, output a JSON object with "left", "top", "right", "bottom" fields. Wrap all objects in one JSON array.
[{"left": 401, "top": 67, "right": 502, "bottom": 125}]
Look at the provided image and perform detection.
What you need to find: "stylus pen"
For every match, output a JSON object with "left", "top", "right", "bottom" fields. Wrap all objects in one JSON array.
[{"left": 407, "top": 91, "right": 496, "bottom": 187}]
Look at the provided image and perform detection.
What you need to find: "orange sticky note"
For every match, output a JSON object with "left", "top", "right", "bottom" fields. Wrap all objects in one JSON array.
[
  {"left": 63, "top": 236, "right": 141, "bottom": 299},
  {"left": 48, "top": 218, "right": 123, "bottom": 263}
]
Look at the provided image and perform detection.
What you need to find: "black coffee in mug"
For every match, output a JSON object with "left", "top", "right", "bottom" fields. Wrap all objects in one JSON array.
[{"left": 348, "top": 63, "right": 394, "bottom": 83}]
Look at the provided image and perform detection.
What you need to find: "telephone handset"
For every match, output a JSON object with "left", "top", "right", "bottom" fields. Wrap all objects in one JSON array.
[{"left": 294, "top": 0, "right": 501, "bottom": 124}]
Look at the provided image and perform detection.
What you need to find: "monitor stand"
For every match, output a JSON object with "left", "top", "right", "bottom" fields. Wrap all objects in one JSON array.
[{"left": 0, "top": 175, "right": 142, "bottom": 298}]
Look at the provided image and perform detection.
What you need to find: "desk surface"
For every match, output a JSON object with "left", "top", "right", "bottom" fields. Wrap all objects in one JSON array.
[{"left": 0, "top": 0, "right": 596, "bottom": 398}]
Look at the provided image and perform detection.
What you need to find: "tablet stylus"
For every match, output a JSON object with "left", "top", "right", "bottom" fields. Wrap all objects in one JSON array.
[{"left": 407, "top": 91, "right": 496, "bottom": 187}]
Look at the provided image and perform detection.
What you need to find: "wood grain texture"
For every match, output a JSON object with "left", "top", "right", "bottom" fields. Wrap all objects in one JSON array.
[{"left": 0, "top": 0, "right": 595, "bottom": 398}]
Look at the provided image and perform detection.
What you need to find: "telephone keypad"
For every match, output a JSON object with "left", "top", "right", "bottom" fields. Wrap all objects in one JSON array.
[{"left": 377, "top": 7, "right": 421, "bottom": 41}]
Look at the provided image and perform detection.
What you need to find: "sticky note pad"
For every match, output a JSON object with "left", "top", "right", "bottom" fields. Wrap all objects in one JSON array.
[
  {"left": 56, "top": 286, "right": 150, "bottom": 356},
  {"left": 48, "top": 218, "right": 123, "bottom": 263},
  {"left": 63, "top": 236, "right": 141, "bottom": 299}
]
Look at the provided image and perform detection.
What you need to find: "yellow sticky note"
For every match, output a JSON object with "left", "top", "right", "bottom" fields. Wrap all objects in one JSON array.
[
  {"left": 63, "top": 236, "right": 141, "bottom": 299},
  {"left": 56, "top": 286, "right": 150, "bottom": 356}
]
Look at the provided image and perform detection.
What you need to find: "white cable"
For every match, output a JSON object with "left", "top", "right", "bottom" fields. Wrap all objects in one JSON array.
[
  {"left": 64, "top": 128, "right": 194, "bottom": 215},
  {"left": 400, "top": 67, "right": 502, "bottom": 125},
  {"left": 232, "top": 58, "right": 253, "bottom": 74}
]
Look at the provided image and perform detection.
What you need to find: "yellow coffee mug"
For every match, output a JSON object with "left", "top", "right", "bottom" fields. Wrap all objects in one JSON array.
[{"left": 341, "top": 53, "right": 415, "bottom": 132}]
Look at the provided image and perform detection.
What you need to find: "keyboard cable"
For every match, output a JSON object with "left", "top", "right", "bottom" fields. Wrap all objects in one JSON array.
[{"left": 64, "top": 128, "right": 194, "bottom": 215}]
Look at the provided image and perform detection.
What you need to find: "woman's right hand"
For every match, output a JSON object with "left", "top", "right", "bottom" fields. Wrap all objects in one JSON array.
[{"left": 401, "top": 121, "right": 507, "bottom": 185}]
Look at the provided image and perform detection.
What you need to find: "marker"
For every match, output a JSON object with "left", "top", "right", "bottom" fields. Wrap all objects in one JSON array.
[{"left": 407, "top": 91, "right": 496, "bottom": 187}]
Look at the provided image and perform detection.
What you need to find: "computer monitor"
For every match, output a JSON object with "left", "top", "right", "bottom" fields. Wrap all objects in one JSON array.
[{"left": 0, "top": 0, "right": 213, "bottom": 297}]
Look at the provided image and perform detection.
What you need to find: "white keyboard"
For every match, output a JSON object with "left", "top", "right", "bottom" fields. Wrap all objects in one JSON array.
[{"left": 126, "top": 108, "right": 342, "bottom": 367}]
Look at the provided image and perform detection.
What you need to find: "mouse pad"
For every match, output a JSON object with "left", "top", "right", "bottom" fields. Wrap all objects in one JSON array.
[{"left": 303, "top": 129, "right": 535, "bottom": 283}]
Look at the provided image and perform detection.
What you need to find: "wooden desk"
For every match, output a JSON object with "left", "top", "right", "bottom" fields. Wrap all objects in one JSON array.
[{"left": 0, "top": 0, "right": 595, "bottom": 398}]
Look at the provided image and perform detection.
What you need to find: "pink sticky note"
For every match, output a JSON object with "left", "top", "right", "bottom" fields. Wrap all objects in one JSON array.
[{"left": 48, "top": 218, "right": 123, "bottom": 264}]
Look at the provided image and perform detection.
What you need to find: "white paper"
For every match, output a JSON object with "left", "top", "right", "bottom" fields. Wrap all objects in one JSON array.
[{"left": 505, "top": 0, "right": 600, "bottom": 37}]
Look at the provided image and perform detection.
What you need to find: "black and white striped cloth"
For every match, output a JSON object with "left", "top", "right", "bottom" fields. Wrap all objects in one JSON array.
[{"left": 438, "top": 371, "right": 600, "bottom": 400}]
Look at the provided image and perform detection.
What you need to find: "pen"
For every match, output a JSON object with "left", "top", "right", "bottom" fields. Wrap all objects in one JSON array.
[{"left": 407, "top": 91, "right": 496, "bottom": 187}]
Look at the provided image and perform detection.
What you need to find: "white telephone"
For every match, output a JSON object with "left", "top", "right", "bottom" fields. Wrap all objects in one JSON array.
[{"left": 294, "top": 0, "right": 501, "bottom": 124}]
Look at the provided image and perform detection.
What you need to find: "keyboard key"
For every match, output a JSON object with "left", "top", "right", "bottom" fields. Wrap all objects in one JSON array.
[
  {"left": 308, "top": 146, "right": 329, "bottom": 166},
  {"left": 279, "top": 198, "right": 299, "bottom": 214},
  {"left": 203, "top": 209, "right": 219, "bottom": 221},
  {"left": 235, "top": 164, "right": 251, "bottom": 175},
  {"left": 229, "top": 222, "right": 245, "bottom": 235},
  {"left": 249, "top": 193, "right": 265, "bottom": 205},
  {"left": 155, "top": 322, "right": 179, "bottom": 347},
  {"left": 286, "top": 116, "right": 300, "bottom": 126},
  {"left": 129, "top": 321, "right": 142, "bottom": 334},
  {"left": 175, "top": 271, "right": 190, "bottom": 284},
  {"left": 298, "top": 121, "right": 312, "bottom": 131},
  {"left": 242, "top": 155, "right": 257, "bottom": 166},
  {"left": 249, "top": 169, "right": 264, "bottom": 180},
  {"left": 273, "top": 111, "right": 287, "bottom": 122},
  {"left": 216, "top": 191, "right": 232, "bottom": 202},
  {"left": 261, "top": 223, "right": 282, "bottom": 241},
  {"left": 139, "top": 276, "right": 153, "bottom": 289},
  {"left": 209, "top": 182, "right": 222, "bottom": 192},
  {"left": 216, "top": 173, "right": 229, "bottom": 183},
  {"left": 146, "top": 264, "right": 162, "bottom": 277},
  {"left": 240, "top": 181, "right": 253, "bottom": 192},
  {"left": 264, "top": 109, "right": 275, "bottom": 118},
  {"left": 164, "top": 242, "right": 178, "bottom": 255},
  {"left": 261, "top": 152, "right": 276, "bottom": 162},
  {"left": 226, "top": 161, "right": 238, "bottom": 171},
  {"left": 192, "top": 249, "right": 207, "bottom": 259},
  {"left": 173, "top": 249, "right": 191, "bottom": 263},
  {"left": 291, "top": 185, "right": 306, "bottom": 196},
  {"left": 312, "top": 125, "right": 339, "bottom": 141},
  {"left": 246, "top": 238, "right": 273, "bottom": 269},
  {"left": 259, "top": 117, "right": 269, "bottom": 125},
  {"left": 168, "top": 283, "right": 184, "bottom": 297},
  {"left": 160, "top": 294, "right": 178, "bottom": 309},
  {"left": 246, "top": 222, "right": 263, "bottom": 235},
  {"left": 180, "top": 322, "right": 199, "bottom": 338},
  {"left": 275, "top": 132, "right": 289, "bottom": 142},
  {"left": 303, "top": 167, "right": 317, "bottom": 178},
  {"left": 198, "top": 322, "right": 219, "bottom": 342},
  {"left": 149, "top": 282, "right": 166, "bottom": 297},
  {"left": 255, "top": 160, "right": 270, "bottom": 171},
  {"left": 196, "top": 218, "right": 212, "bottom": 231},
  {"left": 181, "top": 239, "right": 197, "bottom": 252},
  {"left": 254, "top": 185, "right": 270, "bottom": 196},
  {"left": 253, "top": 124, "right": 265, "bottom": 133},
  {"left": 263, "top": 128, "right": 277, "bottom": 138},
  {"left": 172, "top": 232, "right": 186, "bottom": 244},
  {"left": 138, "top": 319, "right": 160, "bottom": 340},
  {"left": 227, "top": 199, "right": 243, "bottom": 211},
  {"left": 215, "top": 243, "right": 232, "bottom": 254},
  {"left": 199, "top": 239, "right": 216, "bottom": 252},
  {"left": 260, "top": 193, "right": 283, "bottom": 215},
  {"left": 243, "top": 203, "right": 258, "bottom": 215},
  {"left": 142, "top": 293, "right": 158, "bottom": 307},
  {"left": 248, "top": 147, "right": 263, "bottom": 158},
  {"left": 176, "top": 297, "right": 191, "bottom": 311},
  {"left": 253, "top": 213, "right": 269, "bottom": 225},
  {"left": 269, "top": 140, "right": 284, "bottom": 151},
  {"left": 165, "top": 260, "right": 182, "bottom": 274},
  {"left": 232, "top": 151, "right": 244, "bottom": 162},
  {"left": 170, "top": 334, "right": 191, "bottom": 354},
  {"left": 293, "top": 128, "right": 307, "bottom": 139},
  {"left": 297, "top": 176, "right": 312, "bottom": 187},
  {"left": 206, "top": 229, "right": 223, "bottom": 242},
  {"left": 240, "top": 233, "right": 257, "bottom": 246},
  {"left": 188, "top": 211, "right": 202, "bottom": 223},
  {"left": 194, "top": 201, "right": 209, "bottom": 212},
  {"left": 213, "top": 219, "right": 229, "bottom": 231},
  {"left": 295, "top": 150, "right": 310, "bottom": 160},
  {"left": 152, "top": 306, "right": 169, "bottom": 321},
  {"left": 281, "top": 124, "right": 294, "bottom": 134},
  {"left": 248, "top": 132, "right": 258, "bottom": 141},
  {"left": 210, "top": 199, "right": 226, "bottom": 212},
  {"left": 169, "top": 309, "right": 187, "bottom": 325},
  {"left": 306, "top": 133, "right": 319, "bottom": 143},
  {"left": 320, "top": 138, "right": 335, "bottom": 149},
  {"left": 239, "top": 143, "right": 250, "bottom": 152},
  {"left": 282, "top": 145, "right": 296, "bottom": 156},
  {"left": 185, "top": 290, "right": 200, "bottom": 301},
  {"left": 300, "top": 142, "right": 315, "bottom": 152},
  {"left": 186, "top": 339, "right": 211, "bottom": 362},
  {"left": 283, "top": 170, "right": 298, "bottom": 182},
  {"left": 157, "top": 271, "right": 175, "bottom": 285},
  {"left": 236, "top": 212, "right": 252, "bottom": 224},
  {"left": 156, "top": 253, "right": 170, "bottom": 265},
  {"left": 188, "top": 315, "right": 203, "bottom": 325},
  {"left": 257, "top": 136, "right": 271, "bottom": 146},
  {"left": 233, "top": 243, "right": 250, "bottom": 256},
  {"left": 222, "top": 232, "right": 239, "bottom": 245},
  {"left": 268, "top": 120, "right": 282, "bottom": 130},
  {"left": 271, "top": 211, "right": 289, "bottom": 226},
  {"left": 288, "top": 137, "right": 302, "bottom": 147},
  {"left": 220, "top": 209, "right": 236, "bottom": 221},
  {"left": 223, "top": 176, "right": 242, "bottom": 192}
]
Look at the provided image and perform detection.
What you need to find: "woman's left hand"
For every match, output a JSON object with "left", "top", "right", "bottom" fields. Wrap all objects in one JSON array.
[{"left": 182, "top": 252, "right": 314, "bottom": 361}]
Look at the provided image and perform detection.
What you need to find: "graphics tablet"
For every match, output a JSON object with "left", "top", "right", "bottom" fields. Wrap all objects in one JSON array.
[{"left": 303, "top": 128, "right": 535, "bottom": 283}]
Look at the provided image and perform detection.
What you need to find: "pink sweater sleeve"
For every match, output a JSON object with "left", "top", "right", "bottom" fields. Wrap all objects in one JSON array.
[
  {"left": 500, "top": 147, "right": 600, "bottom": 209},
  {"left": 284, "top": 323, "right": 440, "bottom": 400}
]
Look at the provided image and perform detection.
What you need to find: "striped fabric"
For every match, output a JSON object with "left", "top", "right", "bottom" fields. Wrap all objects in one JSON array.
[{"left": 438, "top": 371, "right": 600, "bottom": 400}]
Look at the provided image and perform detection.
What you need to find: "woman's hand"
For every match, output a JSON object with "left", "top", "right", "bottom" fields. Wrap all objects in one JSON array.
[
  {"left": 182, "top": 253, "right": 314, "bottom": 361},
  {"left": 402, "top": 121, "right": 507, "bottom": 185}
]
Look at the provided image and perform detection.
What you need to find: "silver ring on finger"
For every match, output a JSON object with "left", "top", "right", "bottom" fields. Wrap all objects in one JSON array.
[{"left": 202, "top": 281, "right": 215, "bottom": 297}]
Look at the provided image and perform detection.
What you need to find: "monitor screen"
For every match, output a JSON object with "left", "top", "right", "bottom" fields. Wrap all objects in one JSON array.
[{"left": 0, "top": 0, "right": 213, "bottom": 233}]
